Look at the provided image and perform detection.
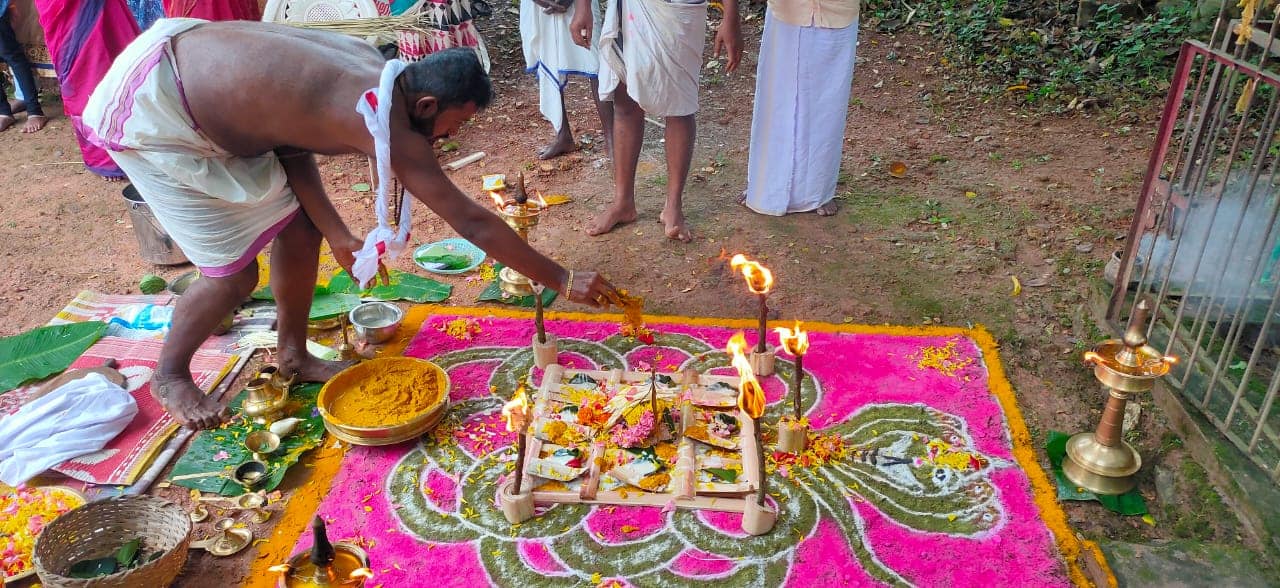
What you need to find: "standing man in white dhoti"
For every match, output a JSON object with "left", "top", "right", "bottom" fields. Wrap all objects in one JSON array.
[
  {"left": 573, "top": 0, "right": 741, "bottom": 242},
  {"left": 742, "top": 0, "right": 858, "bottom": 217},
  {"left": 521, "top": 0, "right": 612, "bottom": 159}
]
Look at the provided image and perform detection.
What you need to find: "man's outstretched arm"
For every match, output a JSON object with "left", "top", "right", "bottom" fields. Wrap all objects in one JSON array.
[
  {"left": 275, "top": 147, "right": 363, "bottom": 274},
  {"left": 389, "top": 131, "right": 620, "bottom": 306}
]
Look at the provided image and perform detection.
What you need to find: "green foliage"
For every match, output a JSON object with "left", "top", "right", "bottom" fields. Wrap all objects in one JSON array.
[{"left": 864, "top": 0, "right": 1210, "bottom": 106}]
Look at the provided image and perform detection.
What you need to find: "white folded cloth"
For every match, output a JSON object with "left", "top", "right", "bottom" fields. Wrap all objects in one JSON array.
[{"left": 0, "top": 372, "right": 138, "bottom": 486}]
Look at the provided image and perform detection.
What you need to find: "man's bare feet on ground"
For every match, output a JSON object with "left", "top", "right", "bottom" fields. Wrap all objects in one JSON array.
[
  {"left": 587, "top": 203, "right": 639, "bottom": 236},
  {"left": 152, "top": 373, "right": 228, "bottom": 429},
  {"left": 281, "top": 353, "right": 354, "bottom": 383},
  {"left": 7, "top": 99, "right": 24, "bottom": 114},
  {"left": 23, "top": 116, "right": 47, "bottom": 133},
  {"left": 660, "top": 208, "right": 693, "bottom": 242},
  {"left": 538, "top": 134, "right": 577, "bottom": 160},
  {"left": 816, "top": 201, "right": 839, "bottom": 216},
  {"left": 0, "top": 116, "right": 13, "bottom": 132}
]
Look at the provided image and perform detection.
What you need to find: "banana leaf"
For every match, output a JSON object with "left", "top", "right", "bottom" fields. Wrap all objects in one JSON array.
[
  {"left": 327, "top": 270, "right": 451, "bottom": 303},
  {"left": 477, "top": 264, "right": 557, "bottom": 307},
  {"left": 0, "top": 321, "right": 107, "bottom": 393},
  {"left": 308, "top": 293, "right": 362, "bottom": 321}
]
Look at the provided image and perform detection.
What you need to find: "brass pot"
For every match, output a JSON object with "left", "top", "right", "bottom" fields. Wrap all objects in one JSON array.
[{"left": 242, "top": 377, "right": 288, "bottom": 425}]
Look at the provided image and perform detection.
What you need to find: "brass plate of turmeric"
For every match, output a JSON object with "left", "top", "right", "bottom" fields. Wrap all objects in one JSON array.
[{"left": 317, "top": 357, "right": 451, "bottom": 446}]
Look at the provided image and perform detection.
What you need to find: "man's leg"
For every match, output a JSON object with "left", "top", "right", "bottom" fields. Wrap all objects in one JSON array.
[
  {"left": 270, "top": 210, "right": 351, "bottom": 381},
  {"left": 539, "top": 87, "right": 576, "bottom": 160},
  {"left": 0, "top": 13, "right": 44, "bottom": 133},
  {"left": 153, "top": 264, "right": 257, "bottom": 429},
  {"left": 588, "top": 81, "right": 641, "bottom": 235},
  {"left": 660, "top": 114, "right": 695, "bottom": 242},
  {"left": 590, "top": 78, "right": 613, "bottom": 158}
]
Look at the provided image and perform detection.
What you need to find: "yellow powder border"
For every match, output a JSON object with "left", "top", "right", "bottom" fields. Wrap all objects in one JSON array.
[{"left": 244, "top": 305, "right": 1116, "bottom": 587}]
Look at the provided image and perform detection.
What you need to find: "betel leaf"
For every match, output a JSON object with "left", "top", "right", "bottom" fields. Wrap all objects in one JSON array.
[
  {"left": 68, "top": 557, "right": 117, "bottom": 578},
  {"left": 705, "top": 468, "right": 739, "bottom": 483},
  {"left": 656, "top": 374, "right": 676, "bottom": 387},
  {"left": 327, "top": 270, "right": 451, "bottom": 303},
  {"left": 414, "top": 253, "right": 473, "bottom": 270},
  {"left": 115, "top": 538, "right": 141, "bottom": 568},
  {"left": 0, "top": 321, "right": 107, "bottom": 393}
]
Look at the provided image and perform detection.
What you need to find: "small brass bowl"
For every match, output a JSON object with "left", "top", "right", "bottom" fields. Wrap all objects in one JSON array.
[
  {"left": 245, "top": 430, "right": 281, "bottom": 462},
  {"left": 233, "top": 461, "right": 269, "bottom": 490}
]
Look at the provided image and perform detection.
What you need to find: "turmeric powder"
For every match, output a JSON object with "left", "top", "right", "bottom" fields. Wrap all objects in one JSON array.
[{"left": 329, "top": 365, "right": 443, "bottom": 426}]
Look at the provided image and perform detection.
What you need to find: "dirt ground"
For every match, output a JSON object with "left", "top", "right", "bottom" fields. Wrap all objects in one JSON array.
[{"left": 0, "top": 6, "right": 1256, "bottom": 585}]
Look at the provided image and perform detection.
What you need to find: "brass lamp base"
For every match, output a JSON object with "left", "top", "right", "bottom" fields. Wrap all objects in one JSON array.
[
  {"left": 498, "top": 267, "right": 536, "bottom": 297},
  {"left": 1061, "top": 431, "right": 1142, "bottom": 495}
]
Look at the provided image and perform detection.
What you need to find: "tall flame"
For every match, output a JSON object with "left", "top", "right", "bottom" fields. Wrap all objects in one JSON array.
[
  {"left": 501, "top": 384, "right": 530, "bottom": 433},
  {"left": 774, "top": 321, "right": 809, "bottom": 356},
  {"left": 729, "top": 254, "right": 774, "bottom": 294},
  {"left": 489, "top": 190, "right": 506, "bottom": 209},
  {"left": 726, "top": 332, "right": 765, "bottom": 419}
]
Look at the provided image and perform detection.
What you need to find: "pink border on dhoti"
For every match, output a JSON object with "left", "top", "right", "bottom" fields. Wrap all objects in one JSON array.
[{"left": 197, "top": 208, "right": 299, "bottom": 278}]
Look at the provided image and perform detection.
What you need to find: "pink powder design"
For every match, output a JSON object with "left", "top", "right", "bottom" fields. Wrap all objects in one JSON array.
[
  {"left": 583, "top": 505, "right": 668, "bottom": 544},
  {"left": 446, "top": 361, "right": 503, "bottom": 402},
  {"left": 423, "top": 468, "right": 459, "bottom": 512},
  {"left": 518, "top": 540, "right": 570, "bottom": 575},
  {"left": 624, "top": 347, "right": 692, "bottom": 371},
  {"left": 453, "top": 411, "right": 511, "bottom": 458},
  {"left": 302, "top": 314, "right": 1073, "bottom": 588},
  {"left": 556, "top": 351, "right": 595, "bottom": 370},
  {"left": 671, "top": 548, "right": 737, "bottom": 577}
]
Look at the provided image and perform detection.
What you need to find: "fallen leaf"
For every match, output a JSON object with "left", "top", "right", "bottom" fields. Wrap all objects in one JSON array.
[
  {"left": 542, "top": 194, "right": 572, "bottom": 206},
  {"left": 1141, "top": 514, "right": 1156, "bottom": 527},
  {"left": 965, "top": 191, "right": 978, "bottom": 198},
  {"left": 1025, "top": 276, "right": 1051, "bottom": 287},
  {"left": 351, "top": 183, "right": 371, "bottom": 193},
  {"left": 1010, "top": 276, "right": 1022, "bottom": 296}
]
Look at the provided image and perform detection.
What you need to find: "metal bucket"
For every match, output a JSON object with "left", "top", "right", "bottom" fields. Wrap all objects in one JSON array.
[{"left": 122, "top": 184, "right": 188, "bottom": 265}]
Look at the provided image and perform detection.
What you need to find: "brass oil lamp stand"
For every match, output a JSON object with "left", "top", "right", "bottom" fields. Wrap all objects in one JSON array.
[
  {"left": 1063, "top": 298, "right": 1177, "bottom": 495},
  {"left": 492, "top": 172, "right": 543, "bottom": 297},
  {"left": 272, "top": 517, "right": 372, "bottom": 587}
]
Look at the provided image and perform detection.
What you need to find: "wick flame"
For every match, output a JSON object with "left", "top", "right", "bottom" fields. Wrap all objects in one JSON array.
[
  {"left": 729, "top": 254, "right": 773, "bottom": 294},
  {"left": 502, "top": 384, "right": 530, "bottom": 433},
  {"left": 1164, "top": 355, "right": 1179, "bottom": 365},
  {"left": 488, "top": 190, "right": 506, "bottom": 209},
  {"left": 774, "top": 321, "right": 809, "bottom": 356},
  {"left": 349, "top": 568, "right": 375, "bottom": 580},
  {"left": 726, "top": 332, "right": 765, "bottom": 419},
  {"left": 268, "top": 564, "right": 291, "bottom": 573},
  {"left": 532, "top": 190, "right": 548, "bottom": 209}
]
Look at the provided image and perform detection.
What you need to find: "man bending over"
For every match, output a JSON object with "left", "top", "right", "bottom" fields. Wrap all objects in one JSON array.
[{"left": 84, "top": 19, "right": 622, "bottom": 429}]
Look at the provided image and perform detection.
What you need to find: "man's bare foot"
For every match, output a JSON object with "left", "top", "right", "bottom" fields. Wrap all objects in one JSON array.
[
  {"left": 737, "top": 190, "right": 747, "bottom": 206},
  {"left": 816, "top": 201, "right": 840, "bottom": 216},
  {"left": 0, "top": 116, "right": 13, "bottom": 132},
  {"left": 152, "top": 373, "right": 228, "bottom": 429},
  {"left": 282, "top": 353, "right": 355, "bottom": 383},
  {"left": 22, "top": 115, "right": 47, "bottom": 133},
  {"left": 587, "top": 203, "right": 639, "bottom": 236},
  {"left": 660, "top": 208, "right": 693, "bottom": 242},
  {"left": 538, "top": 133, "right": 576, "bottom": 160}
]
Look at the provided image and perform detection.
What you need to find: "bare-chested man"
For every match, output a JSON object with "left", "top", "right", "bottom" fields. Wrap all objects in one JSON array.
[{"left": 83, "top": 18, "right": 622, "bottom": 429}]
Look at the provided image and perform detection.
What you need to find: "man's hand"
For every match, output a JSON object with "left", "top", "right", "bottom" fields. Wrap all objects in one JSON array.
[
  {"left": 564, "top": 270, "right": 623, "bottom": 308},
  {"left": 329, "top": 234, "right": 363, "bottom": 280},
  {"left": 569, "top": 0, "right": 593, "bottom": 48},
  {"left": 712, "top": 1, "right": 743, "bottom": 73}
]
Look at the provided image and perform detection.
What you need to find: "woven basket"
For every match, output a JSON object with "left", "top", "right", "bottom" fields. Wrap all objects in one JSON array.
[{"left": 33, "top": 496, "right": 192, "bottom": 588}]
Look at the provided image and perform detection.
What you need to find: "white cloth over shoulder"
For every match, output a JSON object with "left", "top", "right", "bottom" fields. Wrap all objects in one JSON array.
[
  {"left": 597, "top": 0, "right": 707, "bottom": 117},
  {"left": 521, "top": 0, "right": 603, "bottom": 132},
  {"left": 0, "top": 373, "right": 138, "bottom": 486},
  {"left": 353, "top": 60, "right": 415, "bottom": 289}
]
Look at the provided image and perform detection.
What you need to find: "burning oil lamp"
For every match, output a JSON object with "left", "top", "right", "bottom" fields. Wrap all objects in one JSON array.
[
  {"left": 1063, "top": 298, "right": 1178, "bottom": 495},
  {"left": 498, "top": 384, "right": 535, "bottom": 524},
  {"left": 727, "top": 332, "right": 778, "bottom": 535},
  {"left": 489, "top": 173, "right": 548, "bottom": 297},
  {"left": 730, "top": 254, "right": 777, "bottom": 376},
  {"left": 272, "top": 517, "right": 373, "bottom": 587},
  {"left": 531, "top": 282, "right": 558, "bottom": 369},
  {"left": 774, "top": 321, "right": 810, "bottom": 454}
]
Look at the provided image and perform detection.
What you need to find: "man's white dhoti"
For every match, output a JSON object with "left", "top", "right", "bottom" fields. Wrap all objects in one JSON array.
[
  {"left": 744, "top": 11, "right": 858, "bottom": 216},
  {"left": 83, "top": 18, "right": 299, "bottom": 275},
  {"left": 597, "top": 0, "right": 706, "bottom": 118},
  {"left": 521, "top": 0, "right": 602, "bottom": 132}
]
